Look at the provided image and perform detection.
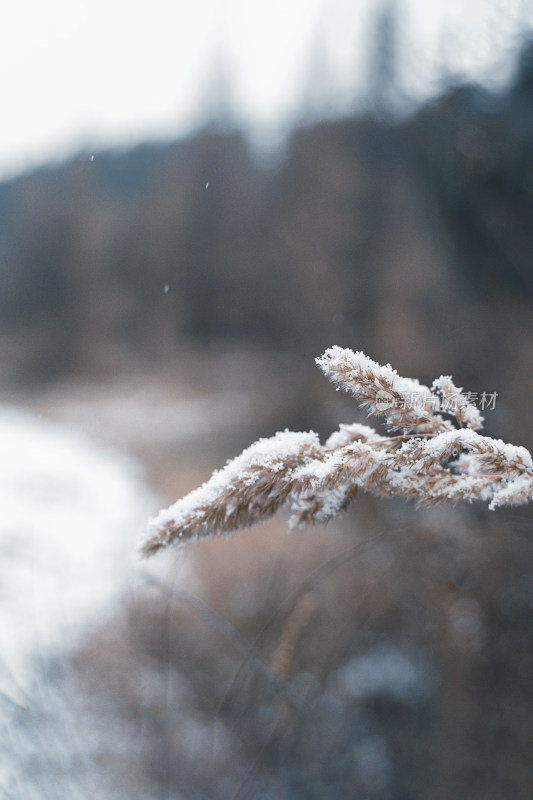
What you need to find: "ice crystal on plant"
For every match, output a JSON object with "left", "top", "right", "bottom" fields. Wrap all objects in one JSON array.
[{"left": 141, "top": 348, "right": 533, "bottom": 556}]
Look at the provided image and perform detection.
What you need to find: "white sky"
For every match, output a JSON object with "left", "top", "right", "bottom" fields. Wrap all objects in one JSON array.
[{"left": 0, "top": 0, "right": 531, "bottom": 180}]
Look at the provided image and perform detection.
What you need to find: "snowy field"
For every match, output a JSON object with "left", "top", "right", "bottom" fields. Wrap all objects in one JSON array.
[
  {"left": 0, "top": 405, "right": 160, "bottom": 796},
  {"left": 0, "top": 406, "right": 155, "bottom": 677}
]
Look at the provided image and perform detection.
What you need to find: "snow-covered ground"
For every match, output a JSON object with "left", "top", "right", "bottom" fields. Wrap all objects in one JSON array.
[
  {"left": 0, "top": 405, "right": 156, "bottom": 683},
  {"left": 0, "top": 403, "right": 209, "bottom": 798},
  {"left": 0, "top": 405, "right": 162, "bottom": 797}
]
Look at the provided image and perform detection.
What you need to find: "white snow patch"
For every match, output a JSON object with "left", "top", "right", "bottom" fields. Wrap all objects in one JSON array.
[
  {"left": 325, "top": 422, "right": 381, "bottom": 449},
  {"left": 489, "top": 474, "right": 533, "bottom": 509},
  {"left": 0, "top": 406, "right": 155, "bottom": 680}
]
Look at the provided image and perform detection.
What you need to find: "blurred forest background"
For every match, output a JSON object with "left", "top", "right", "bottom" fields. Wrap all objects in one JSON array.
[{"left": 2, "top": 3, "right": 533, "bottom": 799}]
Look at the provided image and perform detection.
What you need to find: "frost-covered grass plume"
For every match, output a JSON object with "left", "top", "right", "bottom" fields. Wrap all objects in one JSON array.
[{"left": 141, "top": 347, "right": 533, "bottom": 556}]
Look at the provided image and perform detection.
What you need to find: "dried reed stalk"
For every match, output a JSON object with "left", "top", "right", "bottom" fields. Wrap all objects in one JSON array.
[
  {"left": 270, "top": 593, "right": 317, "bottom": 683},
  {"left": 141, "top": 347, "right": 533, "bottom": 557}
]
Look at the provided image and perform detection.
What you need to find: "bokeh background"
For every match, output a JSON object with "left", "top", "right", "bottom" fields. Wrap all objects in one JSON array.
[{"left": 2, "top": 1, "right": 533, "bottom": 798}]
